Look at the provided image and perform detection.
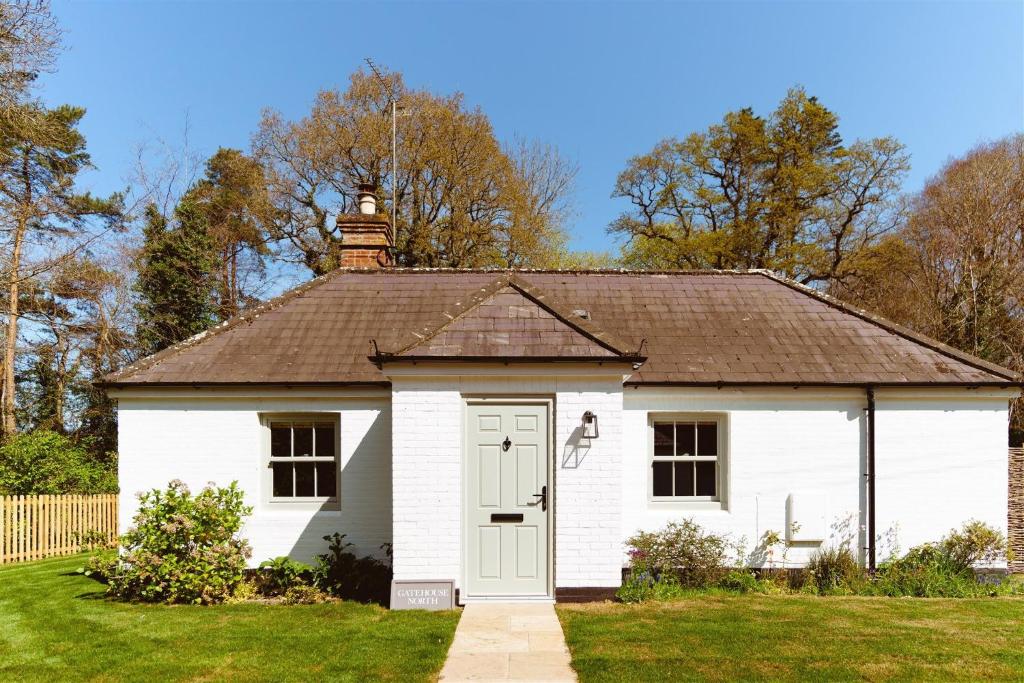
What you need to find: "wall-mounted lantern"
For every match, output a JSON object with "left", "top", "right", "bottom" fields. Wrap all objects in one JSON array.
[{"left": 582, "top": 411, "right": 599, "bottom": 439}]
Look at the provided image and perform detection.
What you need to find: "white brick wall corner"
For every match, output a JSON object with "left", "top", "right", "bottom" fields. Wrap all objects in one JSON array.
[{"left": 117, "top": 394, "right": 392, "bottom": 566}]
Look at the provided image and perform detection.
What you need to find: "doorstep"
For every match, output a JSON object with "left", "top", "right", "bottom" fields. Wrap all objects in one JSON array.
[{"left": 460, "top": 596, "right": 556, "bottom": 605}]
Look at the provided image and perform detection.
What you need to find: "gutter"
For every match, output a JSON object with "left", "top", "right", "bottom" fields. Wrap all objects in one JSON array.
[
  {"left": 97, "top": 380, "right": 393, "bottom": 390},
  {"left": 623, "top": 380, "right": 1023, "bottom": 389},
  {"left": 368, "top": 354, "right": 647, "bottom": 369},
  {"left": 866, "top": 386, "right": 877, "bottom": 572}
]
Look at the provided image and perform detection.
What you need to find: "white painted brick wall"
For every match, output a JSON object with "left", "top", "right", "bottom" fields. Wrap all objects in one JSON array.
[
  {"left": 553, "top": 381, "right": 623, "bottom": 587},
  {"left": 118, "top": 383, "right": 1013, "bottom": 582},
  {"left": 623, "top": 387, "right": 1012, "bottom": 567},
  {"left": 874, "top": 393, "right": 1009, "bottom": 558},
  {"left": 390, "top": 385, "right": 463, "bottom": 583},
  {"left": 117, "top": 394, "right": 392, "bottom": 565},
  {"left": 389, "top": 374, "right": 626, "bottom": 590}
]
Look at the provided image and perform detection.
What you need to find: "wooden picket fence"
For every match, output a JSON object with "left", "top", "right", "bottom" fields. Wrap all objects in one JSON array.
[
  {"left": 1010, "top": 447, "right": 1024, "bottom": 574},
  {"left": 0, "top": 494, "right": 118, "bottom": 564}
]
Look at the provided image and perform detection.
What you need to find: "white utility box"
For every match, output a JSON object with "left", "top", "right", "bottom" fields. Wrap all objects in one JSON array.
[{"left": 786, "top": 493, "right": 827, "bottom": 543}]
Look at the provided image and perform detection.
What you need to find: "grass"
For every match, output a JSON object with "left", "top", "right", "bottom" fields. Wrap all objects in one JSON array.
[
  {"left": 0, "top": 554, "right": 459, "bottom": 682},
  {"left": 558, "top": 594, "right": 1024, "bottom": 682}
]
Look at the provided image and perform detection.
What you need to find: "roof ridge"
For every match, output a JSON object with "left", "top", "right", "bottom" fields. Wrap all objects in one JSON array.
[
  {"left": 100, "top": 269, "right": 350, "bottom": 385},
  {"left": 755, "top": 270, "right": 1021, "bottom": 382},
  {"left": 505, "top": 274, "right": 639, "bottom": 356},
  {"left": 328, "top": 267, "right": 765, "bottom": 276},
  {"left": 385, "top": 274, "right": 514, "bottom": 356}
]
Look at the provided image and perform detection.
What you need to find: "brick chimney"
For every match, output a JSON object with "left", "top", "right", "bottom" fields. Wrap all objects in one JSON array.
[{"left": 336, "top": 183, "right": 393, "bottom": 268}]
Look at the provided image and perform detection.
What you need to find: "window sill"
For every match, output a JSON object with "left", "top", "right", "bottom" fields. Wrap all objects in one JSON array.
[
  {"left": 647, "top": 500, "right": 728, "bottom": 512},
  {"left": 265, "top": 499, "right": 341, "bottom": 514}
]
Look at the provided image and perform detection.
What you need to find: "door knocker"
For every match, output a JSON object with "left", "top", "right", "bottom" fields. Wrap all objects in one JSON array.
[{"left": 502, "top": 436, "right": 512, "bottom": 452}]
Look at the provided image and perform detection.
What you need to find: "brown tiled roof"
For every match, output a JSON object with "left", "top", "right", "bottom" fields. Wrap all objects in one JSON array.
[
  {"left": 103, "top": 269, "right": 1020, "bottom": 387},
  {"left": 381, "top": 275, "right": 639, "bottom": 360}
]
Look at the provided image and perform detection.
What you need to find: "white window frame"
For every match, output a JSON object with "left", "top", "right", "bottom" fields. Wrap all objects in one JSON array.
[
  {"left": 647, "top": 413, "right": 728, "bottom": 510},
  {"left": 261, "top": 413, "right": 340, "bottom": 509}
]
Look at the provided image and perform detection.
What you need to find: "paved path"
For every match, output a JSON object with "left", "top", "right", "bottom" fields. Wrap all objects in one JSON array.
[{"left": 438, "top": 603, "right": 577, "bottom": 682}]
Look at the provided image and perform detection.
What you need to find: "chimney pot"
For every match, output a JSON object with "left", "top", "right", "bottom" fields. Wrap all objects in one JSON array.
[
  {"left": 357, "top": 183, "right": 377, "bottom": 215},
  {"left": 336, "top": 183, "right": 392, "bottom": 268}
]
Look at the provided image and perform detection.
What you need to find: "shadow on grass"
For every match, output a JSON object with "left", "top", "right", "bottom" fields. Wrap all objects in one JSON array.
[
  {"left": 58, "top": 566, "right": 110, "bottom": 600},
  {"left": 74, "top": 591, "right": 107, "bottom": 600}
]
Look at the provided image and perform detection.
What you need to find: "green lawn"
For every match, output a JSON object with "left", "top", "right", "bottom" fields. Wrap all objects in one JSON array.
[
  {"left": 0, "top": 554, "right": 459, "bottom": 682},
  {"left": 558, "top": 595, "right": 1024, "bottom": 682}
]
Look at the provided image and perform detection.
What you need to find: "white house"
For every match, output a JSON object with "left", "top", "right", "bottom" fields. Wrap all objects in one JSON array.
[{"left": 104, "top": 191, "right": 1021, "bottom": 602}]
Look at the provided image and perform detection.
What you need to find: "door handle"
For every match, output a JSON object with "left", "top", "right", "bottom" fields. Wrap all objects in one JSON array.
[{"left": 532, "top": 485, "right": 547, "bottom": 512}]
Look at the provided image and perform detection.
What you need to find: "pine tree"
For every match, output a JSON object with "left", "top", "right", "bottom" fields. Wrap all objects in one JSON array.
[
  {"left": 0, "top": 103, "right": 122, "bottom": 438},
  {"left": 20, "top": 342, "right": 64, "bottom": 432},
  {"left": 187, "top": 148, "right": 273, "bottom": 319},
  {"left": 133, "top": 201, "right": 216, "bottom": 356}
]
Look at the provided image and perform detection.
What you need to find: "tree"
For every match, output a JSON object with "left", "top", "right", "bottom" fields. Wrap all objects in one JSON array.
[
  {"left": 835, "top": 135, "right": 1024, "bottom": 437},
  {"left": 0, "top": 429, "right": 116, "bottom": 494},
  {"left": 183, "top": 148, "right": 274, "bottom": 319},
  {"left": 0, "top": 103, "right": 122, "bottom": 438},
  {"left": 0, "top": 1, "right": 60, "bottom": 124},
  {"left": 131, "top": 147, "right": 270, "bottom": 357},
  {"left": 133, "top": 202, "right": 216, "bottom": 355},
  {"left": 0, "top": 0, "right": 60, "bottom": 440},
  {"left": 19, "top": 329, "right": 72, "bottom": 432},
  {"left": 69, "top": 255, "right": 135, "bottom": 456},
  {"left": 611, "top": 87, "right": 909, "bottom": 284},
  {"left": 253, "top": 67, "right": 576, "bottom": 274},
  {"left": 24, "top": 256, "right": 133, "bottom": 450}
]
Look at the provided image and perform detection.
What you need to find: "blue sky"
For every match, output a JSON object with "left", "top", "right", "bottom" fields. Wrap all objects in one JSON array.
[{"left": 45, "top": 1, "right": 1024, "bottom": 254}]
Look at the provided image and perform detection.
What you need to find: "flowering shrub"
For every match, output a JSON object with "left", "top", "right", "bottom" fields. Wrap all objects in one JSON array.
[
  {"left": 91, "top": 480, "right": 252, "bottom": 604},
  {"left": 624, "top": 519, "right": 730, "bottom": 588},
  {"left": 618, "top": 519, "right": 731, "bottom": 601}
]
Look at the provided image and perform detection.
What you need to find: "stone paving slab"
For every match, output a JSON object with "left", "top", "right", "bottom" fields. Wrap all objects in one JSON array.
[{"left": 439, "top": 603, "right": 576, "bottom": 682}]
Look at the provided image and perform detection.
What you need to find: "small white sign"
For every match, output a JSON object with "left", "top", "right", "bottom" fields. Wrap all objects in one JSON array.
[{"left": 390, "top": 580, "right": 455, "bottom": 610}]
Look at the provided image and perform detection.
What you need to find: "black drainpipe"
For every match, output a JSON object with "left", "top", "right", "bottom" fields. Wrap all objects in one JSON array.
[{"left": 866, "top": 386, "right": 876, "bottom": 572}]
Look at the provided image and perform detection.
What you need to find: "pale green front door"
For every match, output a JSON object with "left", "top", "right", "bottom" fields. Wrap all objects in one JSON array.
[{"left": 465, "top": 402, "right": 550, "bottom": 597}]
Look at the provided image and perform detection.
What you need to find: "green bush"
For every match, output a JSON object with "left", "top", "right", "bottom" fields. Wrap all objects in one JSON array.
[
  {"left": 872, "top": 545, "right": 985, "bottom": 597},
  {"left": 94, "top": 480, "right": 252, "bottom": 604},
  {"left": 940, "top": 520, "right": 1013, "bottom": 570},
  {"left": 617, "top": 574, "right": 690, "bottom": 603},
  {"left": 806, "top": 546, "right": 864, "bottom": 595},
  {"left": 312, "top": 533, "right": 392, "bottom": 605},
  {"left": 718, "top": 569, "right": 793, "bottom": 594},
  {"left": 258, "top": 556, "right": 313, "bottom": 596},
  {"left": 719, "top": 569, "right": 761, "bottom": 593},
  {"left": 872, "top": 521, "right": 1014, "bottom": 598},
  {"left": 227, "top": 577, "right": 261, "bottom": 602},
  {"left": 0, "top": 430, "right": 116, "bottom": 494},
  {"left": 623, "top": 519, "right": 730, "bottom": 588},
  {"left": 282, "top": 584, "right": 331, "bottom": 605}
]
